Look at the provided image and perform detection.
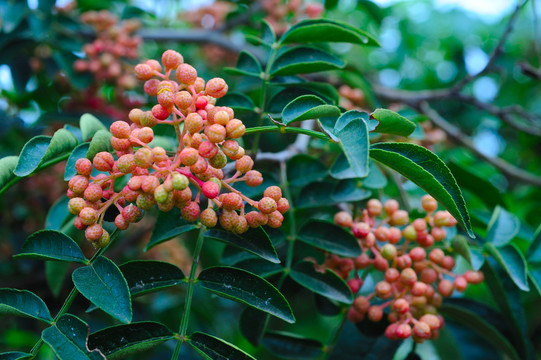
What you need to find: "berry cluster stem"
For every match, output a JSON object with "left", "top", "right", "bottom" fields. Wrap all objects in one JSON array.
[{"left": 171, "top": 225, "right": 206, "bottom": 360}]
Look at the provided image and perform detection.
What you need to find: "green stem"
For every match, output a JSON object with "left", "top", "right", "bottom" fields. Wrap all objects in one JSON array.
[
  {"left": 29, "top": 228, "right": 121, "bottom": 358},
  {"left": 251, "top": 43, "right": 280, "bottom": 156},
  {"left": 171, "top": 225, "right": 206, "bottom": 360},
  {"left": 245, "top": 126, "right": 333, "bottom": 143},
  {"left": 320, "top": 311, "right": 349, "bottom": 360},
  {"left": 280, "top": 161, "right": 297, "bottom": 273}
]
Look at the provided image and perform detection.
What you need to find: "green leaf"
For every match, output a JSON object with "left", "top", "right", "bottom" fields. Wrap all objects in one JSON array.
[
  {"left": 0, "top": 288, "right": 53, "bottom": 324},
  {"left": 217, "top": 92, "right": 256, "bottom": 112},
  {"left": 261, "top": 331, "right": 323, "bottom": 359},
  {"left": 0, "top": 156, "right": 18, "bottom": 192},
  {"left": 448, "top": 160, "right": 504, "bottom": 209},
  {"left": 362, "top": 160, "right": 388, "bottom": 189},
  {"left": 13, "top": 129, "right": 78, "bottom": 177},
  {"left": 370, "top": 109, "right": 416, "bottom": 136},
  {"left": 45, "top": 196, "right": 70, "bottom": 230},
  {"left": 0, "top": 352, "right": 32, "bottom": 360},
  {"left": 282, "top": 95, "right": 341, "bottom": 125},
  {"left": 287, "top": 154, "right": 328, "bottom": 187},
  {"left": 280, "top": 19, "right": 379, "bottom": 46},
  {"left": 271, "top": 46, "right": 345, "bottom": 76},
  {"left": 484, "top": 243, "right": 529, "bottom": 291},
  {"left": 369, "top": 142, "right": 474, "bottom": 237},
  {"left": 486, "top": 206, "right": 520, "bottom": 247},
  {"left": 119, "top": 260, "right": 185, "bottom": 297},
  {"left": 145, "top": 208, "right": 198, "bottom": 251},
  {"left": 482, "top": 260, "right": 533, "bottom": 359},
  {"left": 298, "top": 220, "right": 361, "bottom": 257},
  {"left": 234, "top": 259, "right": 284, "bottom": 278},
  {"left": 72, "top": 256, "right": 132, "bottom": 323},
  {"left": 331, "top": 179, "right": 371, "bottom": 203},
  {"left": 439, "top": 303, "right": 520, "bottom": 360},
  {"left": 14, "top": 230, "right": 87, "bottom": 264},
  {"left": 204, "top": 227, "right": 279, "bottom": 264},
  {"left": 86, "top": 130, "right": 113, "bottom": 160},
  {"left": 42, "top": 314, "right": 105, "bottom": 360},
  {"left": 290, "top": 261, "right": 353, "bottom": 304},
  {"left": 334, "top": 117, "right": 370, "bottom": 178},
  {"left": 187, "top": 332, "right": 255, "bottom": 360},
  {"left": 46, "top": 261, "right": 69, "bottom": 298},
  {"left": 88, "top": 322, "right": 174, "bottom": 359},
  {"left": 451, "top": 235, "right": 472, "bottom": 264},
  {"left": 224, "top": 51, "right": 262, "bottom": 77},
  {"left": 80, "top": 114, "right": 107, "bottom": 141},
  {"left": 296, "top": 181, "right": 336, "bottom": 209},
  {"left": 239, "top": 307, "right": 268, "bottom": 347},
  {"left": 527, "top": 225, "right": 541, "bottom": 265},
  {"left": 261, "top": 19, "right": 276, "bottom": 44},
  {"left": 65, "top": 143, "right": 90, "bottom": 181},
  {"left": 197, "top": 266, "right": 295, "bottom": 323},
  {"left": 529, "top": 267, "right": 541, "bottom": 295}
]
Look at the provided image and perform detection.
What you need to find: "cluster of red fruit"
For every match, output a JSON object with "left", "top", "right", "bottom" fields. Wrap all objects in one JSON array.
[
  {"left": 66, "top": 50, "right": 289, "bottom": 248},
  {"left": 326, "top": 196, "right": 483, "bottom": 342},
  {"left": 262, "top": 0, "right": 324, "bottom": 34},
  {"left": 74, "top": 11, "right": 141, "bottom": 91}
]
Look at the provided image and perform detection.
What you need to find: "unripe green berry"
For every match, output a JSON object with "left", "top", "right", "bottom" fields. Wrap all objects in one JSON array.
[
  {"left": 154, "top": 185, "right": 169, "bottom": 203},
  {"left": 137, "top": 193, "right": 156, "bottom": 210},
  {"left": 380, "top": 244, "right": 397, "bottom": 260},
  {"left": 68, "top": 197, "right": 86, "bottom": 215},
  {"left": 172, "top": 173, "right": 189, "bottom": 190},
  {"left": 208, "top": 151, "right": 227, "bottom": 169},
  {"left": 93, "top": 229, "right": 110, "bottom": 249}
]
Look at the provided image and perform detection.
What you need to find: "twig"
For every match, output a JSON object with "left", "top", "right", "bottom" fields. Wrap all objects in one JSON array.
[
  {"left": 418, "top": 101, "right": 541, "bottom": 186},
  {"left": 451, "top": 2, "right": 525, "bottom": 91},
  {"left": 255, "top": 120, "right": 315, "bottom": 162}
]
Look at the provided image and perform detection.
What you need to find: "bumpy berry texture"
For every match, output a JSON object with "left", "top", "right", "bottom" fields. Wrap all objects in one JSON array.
[
  {"left": 321, "top": 196, "right": 483, "bottom": 343},
  {"left": 66, "top": 50, "right": 288, "bottom": 245}
]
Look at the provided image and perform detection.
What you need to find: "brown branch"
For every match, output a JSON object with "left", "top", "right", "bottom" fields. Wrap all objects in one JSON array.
[{"left": 418, "top": 101, "right": 541, "bottom": 187}]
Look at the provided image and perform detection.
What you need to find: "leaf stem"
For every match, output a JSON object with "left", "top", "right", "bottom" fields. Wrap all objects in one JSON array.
[
  {"left": 245, "top": 125, "right": 332, "bottom": 142},
  {"left": 28, "top": 228, "right": 121, "bottom": 358},
  {"left": 171, "top": 225, "right": 206, "bottom": 360},
  {"left": 251, "top": 42, "right": 279, "bottom": 157}
]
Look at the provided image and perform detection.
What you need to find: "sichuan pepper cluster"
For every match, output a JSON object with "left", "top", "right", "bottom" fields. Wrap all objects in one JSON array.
[
  {"left": 326, "top": 196, "right": 483, "bottom": 342},
  {"left": 67, "top": 50, "right": 289, "bottom": 248}
]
